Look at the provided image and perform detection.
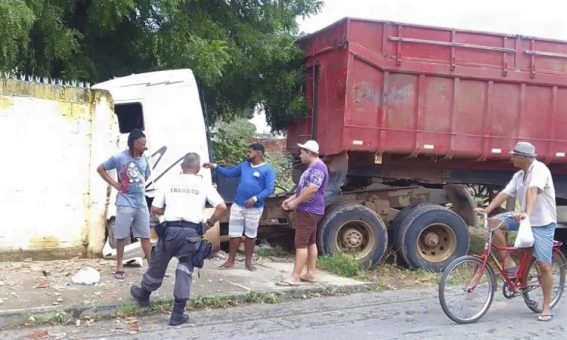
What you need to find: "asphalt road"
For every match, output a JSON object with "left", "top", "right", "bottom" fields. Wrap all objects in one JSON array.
[{"left": 4, "top": 288, "right": 566, "bottom": 339}]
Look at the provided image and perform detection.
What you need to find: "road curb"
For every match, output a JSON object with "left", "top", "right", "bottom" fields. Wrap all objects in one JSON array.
[{"left": 0, "top": 282, "right": 377, "bottom": 330}]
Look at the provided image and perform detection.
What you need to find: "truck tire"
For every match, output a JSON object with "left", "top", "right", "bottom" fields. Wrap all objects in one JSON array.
[
  {"left": 318, "top": 203, "right": 388, "bottom": 267},
  {"left": 391, "top": 203, "right": 430, "bottom": 252},
  {"left": 316, "top": 202, "right": 346, "bottom": 252},
  {"left": 398, "top": 205, "right": 469, "bottom": 271}
]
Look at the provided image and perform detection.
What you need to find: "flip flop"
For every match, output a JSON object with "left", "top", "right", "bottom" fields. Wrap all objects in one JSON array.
[
  {"left": 275, "top": 280, "right": 299, "bottom": 287},
  {"left": 300, "top": 276, "right": 317, "bottom": 283},
  {"left": 537, "top": 314, "right": 553, "bottom": 322},
  {"left": 114, "top": 270, "right": 126, "bottom": 280}
]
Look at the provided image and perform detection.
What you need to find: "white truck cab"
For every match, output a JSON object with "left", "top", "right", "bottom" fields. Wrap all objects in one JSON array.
[{"left": 93, "top": 69, "right": 215, "bottom": 260}]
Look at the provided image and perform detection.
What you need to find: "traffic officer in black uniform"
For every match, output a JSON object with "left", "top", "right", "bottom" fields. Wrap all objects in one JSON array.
[{"left": 130, "top": 152, "right": 227, "bottom": 326}]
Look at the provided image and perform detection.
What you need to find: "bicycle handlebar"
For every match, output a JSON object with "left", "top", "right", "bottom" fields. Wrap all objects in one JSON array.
[{"left": 475, "top": 211, "right": 508, "bottom": 231}]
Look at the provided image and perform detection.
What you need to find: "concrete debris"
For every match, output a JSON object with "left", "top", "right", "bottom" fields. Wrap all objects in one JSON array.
[{"left": 71, "top": 267, "right": 100, "bottom": 285}]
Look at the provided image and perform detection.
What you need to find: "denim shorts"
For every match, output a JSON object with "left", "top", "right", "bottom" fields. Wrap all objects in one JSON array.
[{"left": 493, "top": 212, "right": 556, "bottom": 264}]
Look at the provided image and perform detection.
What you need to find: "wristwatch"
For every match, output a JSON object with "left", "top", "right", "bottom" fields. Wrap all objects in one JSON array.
[{"left": 206, "top": 218, "right": 215, "bottom": 227}]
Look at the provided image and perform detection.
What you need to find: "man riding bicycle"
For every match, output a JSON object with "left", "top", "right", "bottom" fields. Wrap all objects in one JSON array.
[{"left": 475, "top": 141, "right": 557, "bottom": 322}]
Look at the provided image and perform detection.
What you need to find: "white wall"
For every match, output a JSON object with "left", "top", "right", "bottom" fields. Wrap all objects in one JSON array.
[{"left": 0, "top": 79, "right": 117, "bottom": 256}]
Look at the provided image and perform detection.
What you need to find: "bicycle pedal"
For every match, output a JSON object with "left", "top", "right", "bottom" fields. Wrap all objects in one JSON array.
[{"left": 526, "top": 299, "right": 538, "bottom": 309}]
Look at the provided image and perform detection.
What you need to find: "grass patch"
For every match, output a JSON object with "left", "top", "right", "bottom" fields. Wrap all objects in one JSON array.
[
  {"left": 116, "top": 300, "right": 171, "bottom": 317},
  {"left": 25, "top": 311, "right": 72, "bottom": 326},
  {"left": 242, "top": 291, "right": 281, "bottom": 304},
  {"left": 191, "top": 295, "right": 237, "bottom": 309},
  {"left": 115, "top": 291, "right": 284, "bottom": 318},
  {"left": 317, "top": 255, "right": 362, "bottom": 278},
  {"left": 366, "top": 263, "right": 441, "bottom": 290},
  {"left": 255, "top": 245, "right": 290, "bottom": 258},
  {"left": 316, "top": 255, "right": 442, "bottom": 289},
  {"left": 191, "top": 291, "right": 281, "bottom": 308}
]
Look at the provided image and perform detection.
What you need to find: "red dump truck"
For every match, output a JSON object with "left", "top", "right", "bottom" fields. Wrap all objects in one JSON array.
[{"left": 220, "top": 18, "right": 567, "bottom": 271}]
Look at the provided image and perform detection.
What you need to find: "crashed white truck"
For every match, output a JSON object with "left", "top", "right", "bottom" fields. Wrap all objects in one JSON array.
[{"left": 0, "top": 69, "right": 219, "bottom": 261}]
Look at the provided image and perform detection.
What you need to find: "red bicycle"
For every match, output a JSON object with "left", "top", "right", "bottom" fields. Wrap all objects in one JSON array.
[{"left": 439, "top": 212, "right": 566, "bottom": 324}]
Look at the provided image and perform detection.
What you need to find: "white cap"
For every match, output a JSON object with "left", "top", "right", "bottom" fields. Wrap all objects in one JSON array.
[{"left": 297, "top": 140, "right": 319, "bottom": 154}]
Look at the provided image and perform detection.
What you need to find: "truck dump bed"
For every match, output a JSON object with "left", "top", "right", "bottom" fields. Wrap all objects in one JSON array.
[{"left": 288, "top": 18, "right": 567, "bottom": 165}]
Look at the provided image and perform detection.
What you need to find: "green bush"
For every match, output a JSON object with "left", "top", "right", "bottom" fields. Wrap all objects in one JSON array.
[{"left": 265, "top": 151, "right": 294, "bottom": 194}]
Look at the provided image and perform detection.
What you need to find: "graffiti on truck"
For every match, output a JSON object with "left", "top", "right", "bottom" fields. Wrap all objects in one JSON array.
[{"left": 144, "top": 145, "right": 184, "bottom": 192}]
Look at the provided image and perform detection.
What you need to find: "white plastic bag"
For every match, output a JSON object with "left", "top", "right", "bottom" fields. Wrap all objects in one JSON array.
[{"left": 514, "top": 215, "right": 534, "bottom": 248}]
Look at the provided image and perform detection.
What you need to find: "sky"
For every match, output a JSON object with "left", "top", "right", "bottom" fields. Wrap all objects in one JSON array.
[
  {"left": 251, "top": 0, "right": 567, "bottom": 133},
  {"left": 298, "top": 0, "right": 567, "bottom": 39}
]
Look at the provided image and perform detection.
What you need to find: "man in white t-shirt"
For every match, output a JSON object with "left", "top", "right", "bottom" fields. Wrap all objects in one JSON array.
[
  {"left": 476, "top": 141, "right": 557, "bottom": 321},
  {"left": 130, "top": 153, "right": 227, "bottom": 326}
]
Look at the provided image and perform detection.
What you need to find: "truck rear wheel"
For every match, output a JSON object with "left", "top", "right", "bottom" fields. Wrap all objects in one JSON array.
[
  {"left": 391, "top": 203, "right": 429, "bottom": 251},
  {"left": 318, "top": 203, "right": 388, "bottom": 267},
  {"left": 398, "top": 205, "right": 469, "bottom": 271}
]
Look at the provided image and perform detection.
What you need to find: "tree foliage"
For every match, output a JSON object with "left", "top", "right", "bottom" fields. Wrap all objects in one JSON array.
[
  {"left": 0, "top": 0, "right": 322, "bottom": 130},
  {"left": 211, "top": 118, "right": 256, "bottom": 166},
  {"left": 211, "top": 117, "right": 294, "bottom": 193}
]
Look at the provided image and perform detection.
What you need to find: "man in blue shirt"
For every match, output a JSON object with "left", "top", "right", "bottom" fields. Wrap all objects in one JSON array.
[
  {"left": 204, "top": 143, "right": 275, "bottom": 271},
  {"left": 97, "top": 129, "right": 152, "bottom": 280}
]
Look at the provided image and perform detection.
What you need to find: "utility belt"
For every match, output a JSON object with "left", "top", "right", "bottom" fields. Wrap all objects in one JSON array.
[
  {"left": 154, "top": 220, "right": 212, "bottom": 269},
  {"left": 164, "top": 220, "right": 201, "bottom": 230},
  {"left": 154, "top": 220, "right": 202, "bottom": 238}
]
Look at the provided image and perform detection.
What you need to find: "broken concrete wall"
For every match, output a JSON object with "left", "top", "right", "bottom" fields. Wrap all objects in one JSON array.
[{"left": 0, "top": 79, "right": 117, "bottom": 257}]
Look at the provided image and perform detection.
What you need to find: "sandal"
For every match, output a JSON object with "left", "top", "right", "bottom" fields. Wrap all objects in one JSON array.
[
  {"left": 114, "top": 270, "right": 126, "bottom": 280},
  {"left": 275, "top": 279, "right": 299, "bottom": 287},
  {"left": 300, "top": 275, "right": 317, "bottom": 283},
  {"left": 537, "top": 314, "right": 553, "bottom": 322}
]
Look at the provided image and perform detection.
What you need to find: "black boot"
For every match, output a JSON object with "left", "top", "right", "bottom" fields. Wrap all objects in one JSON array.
[
  {"left": 169, "top": 299, "right": 189, "bottom": 326},
  {"left": 130, "top": 285, "right": 151, "bottom": 307}
]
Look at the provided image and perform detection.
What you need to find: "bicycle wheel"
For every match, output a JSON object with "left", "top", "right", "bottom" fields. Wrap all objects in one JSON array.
[
  {"left": 522, "top": 249, "right": 566, "bottom": 313},
  {"left": 439, "top": 255, "right": 496, "bottom": 324}
]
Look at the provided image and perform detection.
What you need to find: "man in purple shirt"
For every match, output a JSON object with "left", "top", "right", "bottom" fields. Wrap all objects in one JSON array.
[{"left": 279, "top": 140, "right": 329, "bottom": 286}]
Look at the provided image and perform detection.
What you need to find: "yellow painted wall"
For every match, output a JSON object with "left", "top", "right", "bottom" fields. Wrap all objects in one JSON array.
[{"left": 0, "top": 79, "right": 118, "bottom": 256}]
